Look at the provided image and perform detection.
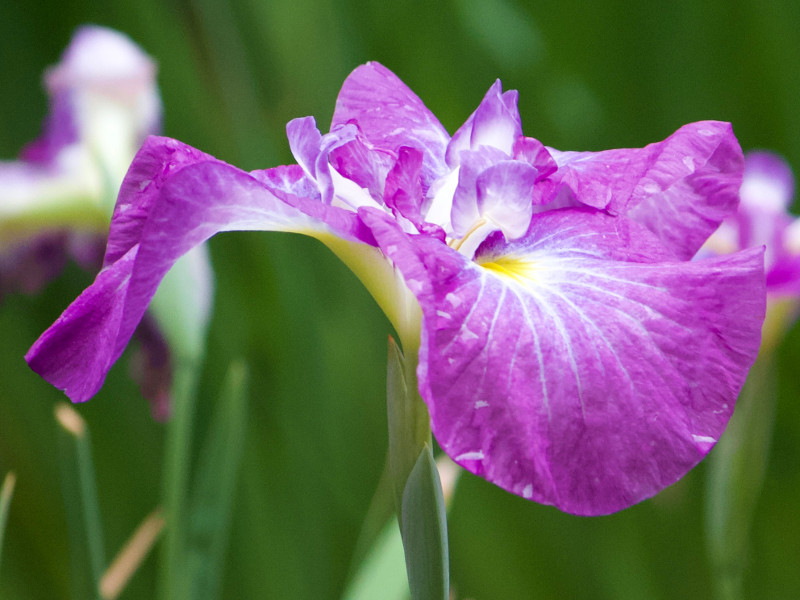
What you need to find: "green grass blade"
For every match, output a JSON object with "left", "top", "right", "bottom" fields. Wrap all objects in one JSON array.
[
  {"left": 0, "top": 471, "right": 16, "bottom": 576},
  {"left": 55, "top": 404, "right": 106, "bottom": 600},
  {"left": 160, "top": 362, "right": 200, "bottom": 600},
  {"left": 706, "top": 354, "right": 778, "bottom": 600},
  {"left": 185, "top": 360, "right": 249, "bottom": 600}
]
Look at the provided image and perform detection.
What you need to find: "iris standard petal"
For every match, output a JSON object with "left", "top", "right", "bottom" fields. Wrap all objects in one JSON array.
[
  {"left": 476, "top": 160, "right": 539, "bottom": 239},
  {"left": 449, "top": 146, "right": 508, "bottom": 237},
  {"left": 470, "top": 86, "right": 522, "bottom": 156},
  {"left": 361, "top": 208, "right": 764, "bottom": 515},
  {"left": 27, "top": 138, "right": 374, "bottom": 402},
  {"left": 446, "top": 81, "right": 523, "bottom": 167},
  {"left": 331, "top": 62, "right": 450, "bottom": 188},
  {"left": 548, "top": 121, "right": 743, "bottom": 260},
  {"left": 286, "top": 116, "right": 323, "bottom": 181}
]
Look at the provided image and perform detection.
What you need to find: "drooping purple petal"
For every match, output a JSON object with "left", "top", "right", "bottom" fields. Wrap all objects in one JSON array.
[
  {"left": 332, "top": 62, "right": 450, "bottom": 188},
  {"left": 27, "top": 136, "right": 375, "bottom": 402},
  {"left": 361, "top": 207, "right": 764, "bottom": 515},
  {"left": 548, "top": 121, "right": 744, "bottom": 259},
  {"left": 26, "top": 246, "right": 136, "bottom": 401},
  {"left": 102, "top": 136, "right": 214, "bottom": 266}
]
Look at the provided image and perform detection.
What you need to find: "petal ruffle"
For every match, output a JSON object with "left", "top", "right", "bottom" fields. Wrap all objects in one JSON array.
[
  {"left": 383, "top": 146, "right": 444, "bottom": 239},
  {"left": 361, "top": 207, "right": 764, "bottom": 515},
  {"left": 331, "top": 62, "right": 450, "bottom": 188},
  {"left": 27, "top": 136, "right": 374, "bottom": 402},
  {"left": 548, "top": 121, "right": 743, "bottom": 260}
]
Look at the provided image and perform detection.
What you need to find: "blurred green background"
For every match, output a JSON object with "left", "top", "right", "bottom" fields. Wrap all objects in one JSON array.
[{"left": 1, "top": 1, "right": 799, "bottom": 598}]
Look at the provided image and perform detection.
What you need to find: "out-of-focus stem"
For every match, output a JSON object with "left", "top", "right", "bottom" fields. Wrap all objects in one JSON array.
[
  {"left": 386, "top": 337, "right": 449, "bottom": 600},
  {"left": 706, "top": 353, "right": 777, "bottom": 600},
  {"left": 55, "top": 403, "right": 106, "bottom": 600},
  {"left": 159, "top": 361, "right": 200, "bottom": 600},
  {"left": 0, "top": 471, "right": 17, "bottom": 575}
]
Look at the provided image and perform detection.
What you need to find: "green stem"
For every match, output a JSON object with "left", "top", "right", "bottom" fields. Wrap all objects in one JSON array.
[
  {"left": 0, "top": 472, "right": 17, "bottom": 577},
  {"left": 706, "top": 353, "right": 777, "bottom": 600},
  {"left": 386, "top": 337, "right": 449, "bottom": 600},
  {"left": 159, "top": 361, "right": 201, "bottom": 600},
  {"left": 185, "top": 360, "right": 249, "bottom": 600},
  {"left": 386, "top": 337, "right": 431, "bottom": 521},
  {"left": 55, "top": 404, "right": 106, "bottom": 600}
]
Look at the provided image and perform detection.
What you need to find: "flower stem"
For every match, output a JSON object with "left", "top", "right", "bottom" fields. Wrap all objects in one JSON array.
[
  {"left": 0, "top": 471, "right": 17, "bottom": 578},
  {"left": 185, "top": 360, "right": 249, "bottom": 600},
  {"left": 386, "top": 337, "right": 450, "bottom": 600},
  {"left": 386, "top": 337, "right": 431, "bottom": 517},
  {"left": 706, "top": 352, "right": 777, "bottom": 600},
  {"left": 55, "top": 403, "right": 106, "bottom": 600},
  {"left": 159, "top": 361, "right": 200, "bottom": 600}
]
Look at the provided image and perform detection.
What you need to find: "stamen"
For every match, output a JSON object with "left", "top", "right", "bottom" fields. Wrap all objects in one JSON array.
[{"left": 449, "top": 218, "right": 497, "bottom": 259}]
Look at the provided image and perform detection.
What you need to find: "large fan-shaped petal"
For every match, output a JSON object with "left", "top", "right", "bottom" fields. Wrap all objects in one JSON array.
[{"left": 361, "top": 207, "right": 764, "bottom": 515}]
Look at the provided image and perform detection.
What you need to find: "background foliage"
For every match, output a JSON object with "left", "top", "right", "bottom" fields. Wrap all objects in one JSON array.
[{"left": 1, "top": 1, "right": 799, "bottom": 598}]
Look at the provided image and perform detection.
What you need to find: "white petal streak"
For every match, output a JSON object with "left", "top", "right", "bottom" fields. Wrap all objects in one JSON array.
[{"left": 505, "top": 276, "right": 585, "bottom": 417}]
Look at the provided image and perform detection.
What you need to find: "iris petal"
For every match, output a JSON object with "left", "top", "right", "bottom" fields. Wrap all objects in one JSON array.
[
  {"left": 332, "top": 62, "right": 450, "bottom": 188},
  {"left": 476, "top": 160, "right": 539, "bottom": 239},
  {"left": 362, "top": 207, "right": 764, "bottom": 515},
  {"left": 27, "top": 136, "right": 374, "bottom": 402},
  {"left": 447, "top": 81, "right": 523, "bottom": 166},
  {"left": 548, "top": 121, "right": 743, "bottom": 259}
]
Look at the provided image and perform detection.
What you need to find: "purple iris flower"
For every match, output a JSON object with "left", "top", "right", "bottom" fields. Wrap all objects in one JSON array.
[
  {"left": 26, "top": 62, "right": 765, "bottom": 515},
  {"left": 3, "top": 26, "right": 210, "bottom": 420}
]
